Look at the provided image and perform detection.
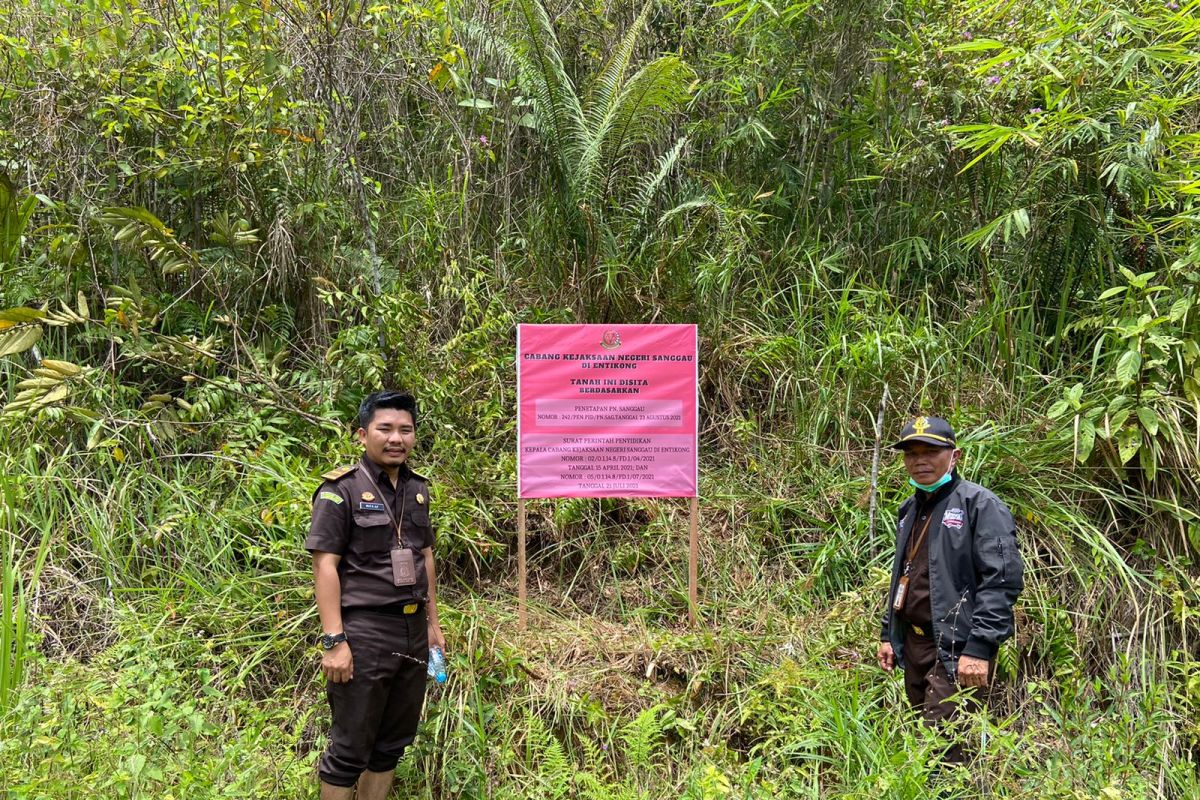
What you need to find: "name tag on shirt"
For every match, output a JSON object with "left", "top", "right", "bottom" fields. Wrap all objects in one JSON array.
[{"left": 358, "top": 501, "right": 386, "bottom": 512}]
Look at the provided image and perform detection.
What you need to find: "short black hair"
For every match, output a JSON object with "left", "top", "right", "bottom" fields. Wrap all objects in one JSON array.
[{"left": 358, "top": 391, "right": 418, "bottom": 430}]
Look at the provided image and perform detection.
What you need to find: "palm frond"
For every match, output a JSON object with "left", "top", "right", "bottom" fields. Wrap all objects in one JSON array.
[
  {"left": 599, "top": 55, "right": 694, "bottom": 183},
  {"left": 629, "top": 136, "right": 689, "bottom": 222},
  {"left": 501, "top": 0, "right": 585, "bottom": 179},
  {"left": 584, "top": 1, "right": 654, "bottom": 132}
]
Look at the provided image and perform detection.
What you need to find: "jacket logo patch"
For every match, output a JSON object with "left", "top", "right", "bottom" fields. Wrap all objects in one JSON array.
[
  {"left": 319, "top": 491, "right": 343, "bottom": 505},
  {"left": 943, "top": 508, "right": 965, "bottom": 529}
]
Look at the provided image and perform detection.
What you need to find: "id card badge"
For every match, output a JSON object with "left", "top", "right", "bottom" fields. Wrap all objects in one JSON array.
[
  {"left": 391, "top": 548, "right": 416, "bottom": 587},
  {"left": 892, "top": 575, "right": 910, "bottom": 611}
]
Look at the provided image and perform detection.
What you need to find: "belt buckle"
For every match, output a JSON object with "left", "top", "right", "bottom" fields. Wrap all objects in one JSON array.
[{"left": 402, "top": 603, "right": 419, "bottom": 615}]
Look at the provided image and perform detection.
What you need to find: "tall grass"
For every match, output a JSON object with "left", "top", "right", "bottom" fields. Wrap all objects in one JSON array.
[
  {"left": 0, "top": 494, "right": 50, "bottom": 717},
  {"left": 0, "top": 0, "right": 1197, "bottom": 795}
]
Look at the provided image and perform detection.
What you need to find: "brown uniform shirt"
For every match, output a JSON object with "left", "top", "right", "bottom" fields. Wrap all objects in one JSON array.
[
  {"left": 305, "top": 457, "right": 435, "bottom": 609},
  {"left": 898, "top": 475, "right": 959, "bottom": 632}
]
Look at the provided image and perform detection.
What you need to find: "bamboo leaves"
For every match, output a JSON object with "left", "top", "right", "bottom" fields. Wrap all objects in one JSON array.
[
  {"left": 947, "top": 124, "right": 1040, "bottom": 174},
  {"left": 2, "top": 356, "right": 87, "bottom": 416},
  {"left": 0, "top": 319, "right": 43, "bottom": 358},
  {"left": 0, "top": 298, "right": 90, "bottom": 416},
  {"left": 100, "top": 207, "right": 198, "bottom": 275},
  {"left": 0, "top": 295, "right": 90, "bottom": 360},
  {"left": 959, "top": 208, "right": 1031, "bottom": 251}
]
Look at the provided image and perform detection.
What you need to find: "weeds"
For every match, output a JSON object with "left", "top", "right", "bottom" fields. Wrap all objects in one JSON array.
[{"left": 0, "top": 0, "right": 1198, "bottom": 795}]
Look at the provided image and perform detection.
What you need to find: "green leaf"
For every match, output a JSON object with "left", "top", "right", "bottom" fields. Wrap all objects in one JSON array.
[
  {"left": 1098, "top": 286, "right": 1127, "bottom": 300},
  {"left": 1077, "top": 418, "right": 1096, "bottom": 462},
  {"left": 1066, "top": 383, "right": 1084, "bottom": 408},
  {"left": 944, "top": 38, "right": 1007, "bottom": 53},
  {"left": 1135, "top": 406, "right": 1159, "bottom": 436},
  {"left": 1115, "top": 349, "right": 1141, "bottom": 385},
  {"left": 0, "top": 307, "right": 46, "bottom": 323},
  {"left": 1117, "top": 427, "right": 1140, "bottom": 465},
  {"left": 1168, "top": 296, "right": 1192, "bottom": 321},
  {"left": 1048, "top": 399, "right": 1070, "bottom": 419},
  {"left": 458, "top": 98, "right": 495, "bottom": 109},
  {"left": 1138, "top": 439, "right": 1157, "bottom": 481}
]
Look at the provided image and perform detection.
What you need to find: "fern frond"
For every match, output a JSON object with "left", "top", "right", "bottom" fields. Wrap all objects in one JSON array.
[{"left": 620, "top": 705, "right": 664, "bottom": 770}]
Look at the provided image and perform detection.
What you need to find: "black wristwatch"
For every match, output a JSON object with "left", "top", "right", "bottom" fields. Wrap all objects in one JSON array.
[{"left": 320, "top": 632, "right": 347, "bottom": 650}]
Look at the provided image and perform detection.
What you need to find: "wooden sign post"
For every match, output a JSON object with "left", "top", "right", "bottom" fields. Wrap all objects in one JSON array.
[
  {"left": 688, "top": 495, "right": 699, "bottom": 627},
  {"left": 518, "top": 497, "right": 528, "bottom": 629}
]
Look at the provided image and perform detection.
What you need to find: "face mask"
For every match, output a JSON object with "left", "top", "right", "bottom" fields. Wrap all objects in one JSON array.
[{"left": 909, "top": 471, "right": 953, "bottom": 493}]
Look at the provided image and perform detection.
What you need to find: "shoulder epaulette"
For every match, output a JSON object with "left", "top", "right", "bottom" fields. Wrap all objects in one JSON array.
[
  {"left": 409, "top": 468, "right": 432, "bottom": 484},
  {"left": 321, "top": 464, "right": 359, "bottom": 482}
]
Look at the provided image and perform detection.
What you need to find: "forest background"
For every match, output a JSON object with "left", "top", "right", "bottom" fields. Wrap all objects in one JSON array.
[{"left": 1, "top": 0, "right": 1199, "bottom": 797}]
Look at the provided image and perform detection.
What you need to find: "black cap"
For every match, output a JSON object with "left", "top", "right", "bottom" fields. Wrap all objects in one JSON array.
[{"left": 890, "top": 416, "right": 956, "bottom": 450}]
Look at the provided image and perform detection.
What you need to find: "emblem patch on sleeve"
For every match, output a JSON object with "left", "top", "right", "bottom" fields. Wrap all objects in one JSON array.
[
  {"left": 319, "top": 491, "right": 344, "bottom": 505},
  {"left": 943, "top": 508, "right": 965, "bottom": 529}
]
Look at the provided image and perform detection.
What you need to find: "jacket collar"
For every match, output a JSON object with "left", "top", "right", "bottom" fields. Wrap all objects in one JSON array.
[{"left": 913, "top": 472, "right": 960, "bottom": 509}]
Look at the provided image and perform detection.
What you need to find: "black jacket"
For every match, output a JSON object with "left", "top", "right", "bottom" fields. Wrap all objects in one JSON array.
[{"left": 880, "top": 476, "right": 1024, "bottom": 675}]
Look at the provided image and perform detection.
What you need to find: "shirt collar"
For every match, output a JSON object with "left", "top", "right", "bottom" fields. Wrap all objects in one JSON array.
[{"left": 360, "top": 455, "right": 411, "bottom": 487}]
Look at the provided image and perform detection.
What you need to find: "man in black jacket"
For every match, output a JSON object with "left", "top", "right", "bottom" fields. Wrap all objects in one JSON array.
[{"left": 876, "top": 416, "right": 1024, "bottom": 763}]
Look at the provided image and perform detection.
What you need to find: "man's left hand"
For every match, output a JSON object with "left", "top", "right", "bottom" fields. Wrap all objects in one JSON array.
[
  {"left": 428, "top": 621, "right": 446, "bottom": 653},
  {"left": 957, "top": 655, "right": 989, "bottom": 688}
]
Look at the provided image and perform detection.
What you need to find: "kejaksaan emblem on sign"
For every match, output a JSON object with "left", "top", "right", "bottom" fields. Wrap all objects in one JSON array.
[{"left": 601, "top": 330, "right": 621, "bottom": 350}]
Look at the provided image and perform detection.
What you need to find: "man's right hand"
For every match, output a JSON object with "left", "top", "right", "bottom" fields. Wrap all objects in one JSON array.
[
  {"left": 322, "top": 641, "right": 353, "bottom": 683},
  {"left": 877, "top": 641, "right": 895, "bottom": 672}
]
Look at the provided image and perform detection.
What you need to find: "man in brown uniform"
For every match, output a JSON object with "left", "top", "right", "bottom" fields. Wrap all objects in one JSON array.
[
  {"left": 877, "top": 416, "right": 1023, "bottom": 764},
  {"left": 306, "top": 391, "right": 446, "bottom": 800}
]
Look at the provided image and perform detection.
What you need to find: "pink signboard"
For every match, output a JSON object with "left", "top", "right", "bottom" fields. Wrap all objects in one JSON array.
[{"left": 517, "top": 324, "right": 698, "bottom": 498}]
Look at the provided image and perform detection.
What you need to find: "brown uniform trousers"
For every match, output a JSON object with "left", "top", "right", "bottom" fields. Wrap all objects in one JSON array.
[
  {"left": 903, "top": 628, "right": 991, "bottom": 764},
  {"left": 319, "top": 608, "right": 429, "bottom": 787}
]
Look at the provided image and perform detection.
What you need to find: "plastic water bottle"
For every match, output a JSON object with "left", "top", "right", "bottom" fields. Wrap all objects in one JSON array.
[{"left": 427, "top": 646, "right": 447, "bottom": 683}]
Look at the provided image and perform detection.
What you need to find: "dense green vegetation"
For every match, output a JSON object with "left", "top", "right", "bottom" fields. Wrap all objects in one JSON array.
[{"left": 1, "top": 0, "right": 1198, "bottom": 796}]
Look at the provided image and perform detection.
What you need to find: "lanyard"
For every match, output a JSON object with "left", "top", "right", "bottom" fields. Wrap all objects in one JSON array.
[
  {"left": 902, "top": 512, "right": 935, "bottom": 577},
  {"left": 360, "top": 467, "right": 408, "bottom": 549}
]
